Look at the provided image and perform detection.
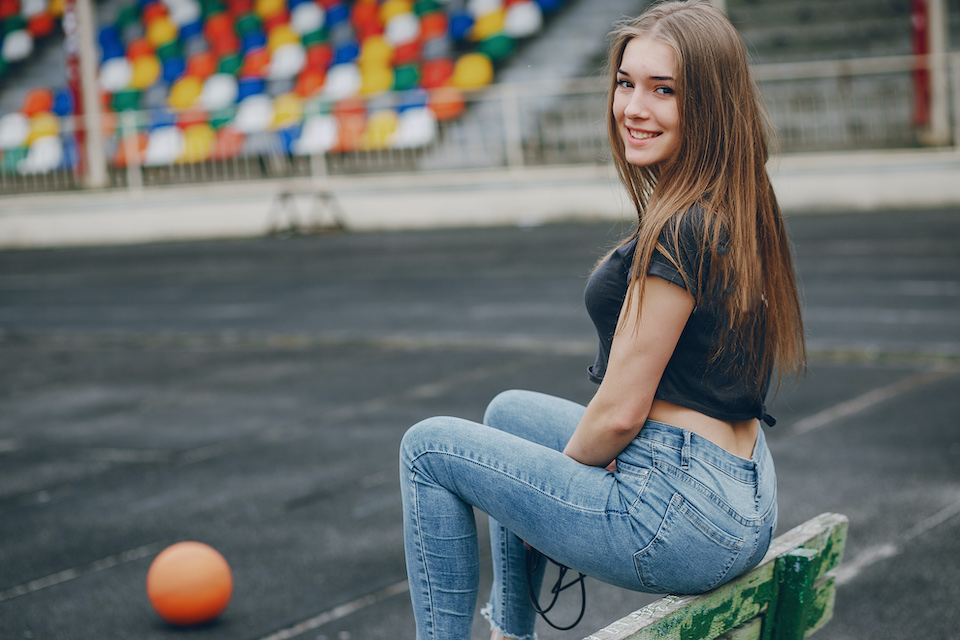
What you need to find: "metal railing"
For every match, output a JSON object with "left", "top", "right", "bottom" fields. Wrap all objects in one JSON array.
[{"left": 1, "top": 52, "right": 957, "bottom": 196}]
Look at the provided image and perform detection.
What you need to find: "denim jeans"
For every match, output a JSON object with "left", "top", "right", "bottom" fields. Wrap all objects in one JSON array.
[{"left": 399, "top": 390, "right": 777, "bottom": 640}]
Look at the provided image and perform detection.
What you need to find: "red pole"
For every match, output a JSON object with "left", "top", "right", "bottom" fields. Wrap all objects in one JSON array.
[
  {"left": 911, "top": 0, "right": 931, "bottom": 127},
  {"left": 62, "top": 0, "right": 86, "bottom": 177}
]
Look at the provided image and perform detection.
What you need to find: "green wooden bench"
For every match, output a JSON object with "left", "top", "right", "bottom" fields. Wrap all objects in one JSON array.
[{"left": 583, "top": 512, "right": 849, "bottom": 640}]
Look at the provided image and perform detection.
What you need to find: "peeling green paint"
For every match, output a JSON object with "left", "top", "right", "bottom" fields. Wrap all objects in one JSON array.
[{"left": 602, "top": 514, "right": 848, "bottom": 640}]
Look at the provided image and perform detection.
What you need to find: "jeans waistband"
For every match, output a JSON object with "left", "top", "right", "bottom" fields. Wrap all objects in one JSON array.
[{"left": 637, "top": 419, "right": 771, "bottom": 480}]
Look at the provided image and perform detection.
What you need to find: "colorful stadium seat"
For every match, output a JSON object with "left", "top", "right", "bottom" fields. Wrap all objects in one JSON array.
[{"left": 0, "top": 0, "right": 566, "bottom": 174}]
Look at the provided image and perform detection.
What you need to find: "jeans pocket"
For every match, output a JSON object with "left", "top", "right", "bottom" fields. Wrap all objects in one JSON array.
[
  {"left": 633, "top": 493, "right": 745, "bottom": 594},
  {"left": 615, "top": 460, "right": 651, "bottom": 514}
]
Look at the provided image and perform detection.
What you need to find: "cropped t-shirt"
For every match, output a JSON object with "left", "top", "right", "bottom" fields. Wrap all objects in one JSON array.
[{"left": 583, "top": 207, "right": 775, "bottom": 426}]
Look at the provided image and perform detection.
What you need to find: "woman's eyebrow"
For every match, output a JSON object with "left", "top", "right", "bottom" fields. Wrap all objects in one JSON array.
[{"left": 617, "top": 69, "right": 674, "bottom": 81}]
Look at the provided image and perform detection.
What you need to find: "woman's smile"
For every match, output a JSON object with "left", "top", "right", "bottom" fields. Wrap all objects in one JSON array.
[{"left": 627, "top": 128, "right": 662, "bottom": 142}]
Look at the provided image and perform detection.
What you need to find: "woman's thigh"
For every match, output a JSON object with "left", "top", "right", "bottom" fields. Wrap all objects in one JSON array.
[
  {"left": 482, "top": 390, "right": 585, "bottom": 450},
  {"left": 401, "top": 415, "right": 648, "bottom": 590},
  {"left": 403, "top": 399, "right": 774, "bottom": 595}
]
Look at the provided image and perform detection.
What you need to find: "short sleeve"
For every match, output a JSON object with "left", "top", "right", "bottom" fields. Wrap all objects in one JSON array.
[{"left": 647, "top": 207, "right": 710, "bottom": 298}]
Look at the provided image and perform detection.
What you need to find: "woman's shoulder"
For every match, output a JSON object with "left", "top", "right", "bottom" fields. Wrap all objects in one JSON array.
[
  {"left": 668, "top": 202, "right": 710, "bottom": 233},
  {"left": 667, "top": 202, "right": 729, "bottom": 255},
  {"left": 601, "top": 233, "right": 640, "bottom": 271},
  {"left": 658, "top": 203, "right": 708, "bottom": 250}
]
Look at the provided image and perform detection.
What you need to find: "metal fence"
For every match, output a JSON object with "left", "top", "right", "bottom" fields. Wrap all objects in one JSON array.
[{"left": 1, "top": 52, "right": 957, "bottom": 196}]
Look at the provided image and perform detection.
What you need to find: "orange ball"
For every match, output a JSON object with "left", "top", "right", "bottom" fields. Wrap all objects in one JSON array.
[{"left": 146, "top": 542, "right": 233, "bottom": 627}]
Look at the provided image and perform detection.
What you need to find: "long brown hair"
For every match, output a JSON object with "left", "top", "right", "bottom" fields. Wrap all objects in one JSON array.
[{"left": 606, "top": 0, "right": 805, "bottom": 390}]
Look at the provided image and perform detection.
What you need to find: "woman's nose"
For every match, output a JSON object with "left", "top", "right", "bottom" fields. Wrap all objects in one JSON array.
[{"left": 624, "top": 89, "right": 649, "bottom": 119}]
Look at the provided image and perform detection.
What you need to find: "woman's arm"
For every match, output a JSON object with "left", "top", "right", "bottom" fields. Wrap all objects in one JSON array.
[{"left": 563, "top": 275, "right": 694, "bottom": 467}]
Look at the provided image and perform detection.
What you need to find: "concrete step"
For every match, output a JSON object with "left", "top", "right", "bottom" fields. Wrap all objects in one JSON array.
[
  {"left": 729, "top": 0, "right": 960, "bottom": 63},
  {"left": 738, "top": 17, "right": 911, "bottom": 62},
  {"left": 728, "top": 0, "right": 908, "bottom": 27}
]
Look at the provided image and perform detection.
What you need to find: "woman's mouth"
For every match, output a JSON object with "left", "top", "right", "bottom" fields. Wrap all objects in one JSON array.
[{"left": 628, "top": 129, "right": 661, "bottom": 141}]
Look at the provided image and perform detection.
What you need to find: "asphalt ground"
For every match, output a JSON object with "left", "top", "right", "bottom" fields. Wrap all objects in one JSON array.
[{"left": 1, "top": 208, "right": 959, "bottom": 640}]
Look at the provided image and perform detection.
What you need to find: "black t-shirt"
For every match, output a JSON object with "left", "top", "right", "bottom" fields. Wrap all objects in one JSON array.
[{"left": 584, "top": 207, "right": 775, "bottom": 426}]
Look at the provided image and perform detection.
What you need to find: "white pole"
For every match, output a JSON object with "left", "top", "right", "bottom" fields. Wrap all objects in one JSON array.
[
  {"left": 921, "top": 0, "right": 951, "bottom": 146},
  {"left": 76, "top": 0, "right": 108, "bottom": 188},
  {"left": 500, "top": 84, "right": 525, "bottom": 171},
  {"left": 121, "top": 112, "right": 143, "bottom": 191},
  {"left": 952, "top": 53, "right": 960, "bottom": 150}
]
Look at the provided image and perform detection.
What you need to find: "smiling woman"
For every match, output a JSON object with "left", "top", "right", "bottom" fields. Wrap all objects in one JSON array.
[{"left": 398, "top": 3, "right": 807, "bottom": 640}]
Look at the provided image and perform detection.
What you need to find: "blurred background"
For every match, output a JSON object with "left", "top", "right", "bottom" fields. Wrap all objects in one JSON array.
[
  {"left": 1, "top": 2, "right": 959, "bottom": 640},
  {"left": 0, "top": 0, "right": 957, "bottom": 211}
]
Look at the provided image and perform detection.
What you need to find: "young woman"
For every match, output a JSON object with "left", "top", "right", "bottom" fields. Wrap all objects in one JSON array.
[{"left": 399, "top": 2, "right": 806, "bottom": 639}]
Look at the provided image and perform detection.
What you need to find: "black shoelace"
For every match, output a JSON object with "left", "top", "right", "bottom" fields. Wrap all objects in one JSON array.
[{"left": 525, "top": 549, "right": 587, "bottom": 631}]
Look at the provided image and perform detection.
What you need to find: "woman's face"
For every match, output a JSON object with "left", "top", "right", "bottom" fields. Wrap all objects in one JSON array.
[{"left": 612, "top": 37, "right": 681, "bottom": 167}]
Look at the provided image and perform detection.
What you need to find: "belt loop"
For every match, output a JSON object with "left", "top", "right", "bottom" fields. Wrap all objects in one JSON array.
[{"left": 681, "top": 430, "right": 691, "bottom": 470}]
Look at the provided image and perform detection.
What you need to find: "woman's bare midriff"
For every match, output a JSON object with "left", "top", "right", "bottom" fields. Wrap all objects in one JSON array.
[{"left": 647, "top": 399, "right": 758, "bottom": 460}]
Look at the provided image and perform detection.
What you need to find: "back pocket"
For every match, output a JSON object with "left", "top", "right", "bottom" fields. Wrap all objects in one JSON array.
[{"left": 634, "top": 493, "right": 745, "bottom": 594}]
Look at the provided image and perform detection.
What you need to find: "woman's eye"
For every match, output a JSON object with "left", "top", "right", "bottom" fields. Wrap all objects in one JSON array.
[
  {"left": 616, "top": 78, "right": 634, "bottom": 89},
  {"left": 655, "top": 86, "right": 675, "bottom": 95}
]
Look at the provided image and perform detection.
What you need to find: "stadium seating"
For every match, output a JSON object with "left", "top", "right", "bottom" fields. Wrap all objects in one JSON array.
[
  {"left": 2, "top": 0, "right": 958, "bottom": 177},
  {"left": 0, "top": 0, "right": 567, "bottom": 174},
  {"left": 0, "top": 0, "right": 60, "bottom": 79}
]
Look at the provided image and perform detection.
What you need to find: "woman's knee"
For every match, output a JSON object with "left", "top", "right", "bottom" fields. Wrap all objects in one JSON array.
[
  {"left": 400, "top": 416, "right": 450, "bottom": 468},
  {"left": 483, "top": 390, "right": 583, "bottom": 450},
  {"left": 483, "top": 389, "right": 530, "bottom": 428}
]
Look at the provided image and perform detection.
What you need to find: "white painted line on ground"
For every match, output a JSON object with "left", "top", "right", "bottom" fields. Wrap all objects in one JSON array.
[
  {"left": 805, "top": 308, "right": 960, "bottom": 325},
  {"left": 834, "top": 496, "right": 960, "bottom": 586},
  {"left": 785, "top": 369, "right": 955, "bottom": 437},
  {"left": 901, "top": 496, "right": 960, "bottom": 542},
  {"left": 78, "top": 447, "right": 171, "bottom": 463},
  {"left": 256, "top": 580, "right": 410, "bottom": 640},
  {"left": 833, "top": 543, "right": 900, "bottom": 586},
  {"left": 0, "top": 438, "right": 20, "bottom": 453},
  {"left": 0, "top": 542, "right": 165, "bottom": 603},
  {"left": 783, "top": 368, "right": 960, "bottom": 587}
]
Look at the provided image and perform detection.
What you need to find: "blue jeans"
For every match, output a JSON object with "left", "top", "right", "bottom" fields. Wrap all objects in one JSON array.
[{"left": 399, "top": 390, "right": 777, "bottom": 640}]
